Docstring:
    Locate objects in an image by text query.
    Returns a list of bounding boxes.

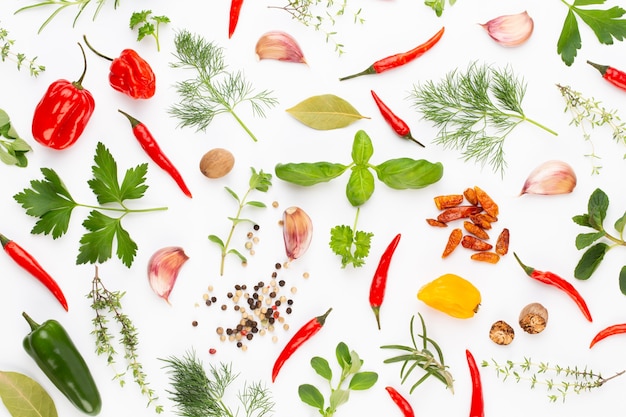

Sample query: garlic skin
[147,247,189,304]
[255,31,307,64]
[283,206,313,261]
[480,11,534,47]
[520,160,577,195]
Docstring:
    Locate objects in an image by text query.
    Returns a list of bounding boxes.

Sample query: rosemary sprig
[482,357,625,403]
[169,30,278,142]
[557,83,626,175]
[409,61,557,177]
[0,26,45,76]
[88,266,163,413]
[380,313,454,393]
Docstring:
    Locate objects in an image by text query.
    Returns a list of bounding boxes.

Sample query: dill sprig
[482,357,625,403]
[557,83,626,175]
[0,26,45,77]
[169,30,278,142]
[409,62,557,177]
[161,351,275,417]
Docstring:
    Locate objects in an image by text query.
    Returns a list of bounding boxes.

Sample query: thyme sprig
[88,266,163,413]
[409,62,557,177]
[0,26,45,76]
[482,357,625,403]
[169,30,278,142]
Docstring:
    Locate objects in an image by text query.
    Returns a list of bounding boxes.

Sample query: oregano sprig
[0,26,45,76]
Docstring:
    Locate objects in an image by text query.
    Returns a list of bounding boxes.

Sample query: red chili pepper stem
[369,233,401,330]
[82,35,114,62]
[74,43,88,89]
[466,349,485,417]
[587,60,609,76]
[512,252,534,276]
[118,109,141,129]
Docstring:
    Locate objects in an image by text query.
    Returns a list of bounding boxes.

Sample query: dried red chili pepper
[369,233,401,329]
[463,221,490,240]
[589,323,626,348]
[339,27,445,80]
[587,60,626,91]
[466,349,485,417]
[461,235,493,251]
[31,43,95,150]
[495,228,509,255]
[385,386,415,417]
[118,110,192,198]
[229,0,244,38]
[470,252,500,264]
[437,206,482,223]
[370,90,424,147]
[433,194,464,210]
[272,307,332,382]
[426,218,448,227]
[513,252,592,322]
[442,228,462,258]
[83,35,155,99]
[0,233,68,311]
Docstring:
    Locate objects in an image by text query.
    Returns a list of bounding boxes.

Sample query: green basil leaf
[311,357,332,381]
[336,342,351,368]
[346,166,374,206]
[587,188,608,229]
[351,130,373,165]
[574,242,609,280]
[374,158,443,189]
[619,265,626,296]
[572,213,592,228]
[329,388,350,409]
[286,94,369,130]
[0,370,58,417]
[298,384,325,410]
[575,231,605,249]
[348,371,378,390]
[615,211,626,234]
[275,162,348,186]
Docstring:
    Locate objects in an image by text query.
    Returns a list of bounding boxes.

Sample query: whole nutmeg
[489,320,515,345]
[519,302,548,334]
[200,148,235,179]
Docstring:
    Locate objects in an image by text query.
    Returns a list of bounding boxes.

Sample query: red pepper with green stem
[229,0,244,38]
[119,109,192,198]
[272,307,332,382]
[371,91,424,147]
[513,252,592,322]
[0,233,68,311]
[369,233,401,329]
[590,323,626,348]
[339,27,445,81]
[587,60,626,92]
[385,386,415,417]
[465,349,484,417]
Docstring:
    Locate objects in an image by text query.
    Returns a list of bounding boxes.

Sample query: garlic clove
[520,160,577,195]
[480,11,534,47]
[255,31,307,64]
[283,206,313,261]
[147,246,189,304]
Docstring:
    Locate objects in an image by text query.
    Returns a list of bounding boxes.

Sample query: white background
[2,0,626,416]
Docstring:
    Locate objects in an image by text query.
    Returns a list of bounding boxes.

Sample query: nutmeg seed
[489,320,515,345]
[200,148,235,179]
[519,302,548,334]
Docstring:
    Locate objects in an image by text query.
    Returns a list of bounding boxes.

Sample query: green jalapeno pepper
[22,312,102,415]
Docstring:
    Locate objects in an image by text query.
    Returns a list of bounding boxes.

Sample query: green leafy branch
[0,109,31,167]
[209,168,272,276]
[424,0,457,17]
[0,26,45,76]
[13,142,167,267]
[572,188,626,293]
[129,10,170,52]
[329,207,373,268]
[299,342,378,417]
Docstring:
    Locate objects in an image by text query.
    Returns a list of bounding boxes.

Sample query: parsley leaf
[329,224,373,268]
[78,211,138,268]
[130,10,170,51]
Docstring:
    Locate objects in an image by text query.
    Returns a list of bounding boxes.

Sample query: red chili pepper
[31,43,95,150]
[271,307,332,382]
[589,323,626,348]
[369,233,401,329]
[229,0,244,38]
[371,91,424,147]
[513,252,592,322]
[587,60,626,92]
[466,349,485,417]
[339,27,445,81]
[0,233,68,311]
[385,386,415,417]
[118,110,192,198]
[83,35,156,99]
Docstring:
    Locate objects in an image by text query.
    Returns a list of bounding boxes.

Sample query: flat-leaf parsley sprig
[409,61,558,177]
[169,30,278,142]
[13,141,167,267]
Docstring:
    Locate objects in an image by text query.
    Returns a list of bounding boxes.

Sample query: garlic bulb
[283,206,313,261]
[255,31,307,64]
[520,160,577,195]
[147,246,189,304]
[480,11,534,47]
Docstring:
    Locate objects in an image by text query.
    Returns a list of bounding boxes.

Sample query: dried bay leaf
[0,371,58,417]
[286,94,369,130]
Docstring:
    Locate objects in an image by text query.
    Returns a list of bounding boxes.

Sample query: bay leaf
[0,371,58,417]
[286,94,369,130]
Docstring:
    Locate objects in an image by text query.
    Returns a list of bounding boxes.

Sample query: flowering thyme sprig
[0,26,45,76]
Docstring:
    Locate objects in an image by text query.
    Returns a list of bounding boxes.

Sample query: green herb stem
[77,203,168,214]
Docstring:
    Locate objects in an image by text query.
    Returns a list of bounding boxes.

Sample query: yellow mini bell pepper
[417,273,481,318]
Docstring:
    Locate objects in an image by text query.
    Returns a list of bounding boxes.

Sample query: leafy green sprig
[424,0,457,17]
[169,30,278,142]
[298,342,378,417]
[209,168,272,276]
[572,188,626,293]
[13,142,167,267]
[130,10,170,52]
[0,27,45,76]
[0,109,31,167]
[329,207,372,268]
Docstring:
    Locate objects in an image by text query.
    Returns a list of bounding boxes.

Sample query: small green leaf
[249,167,273,192]
[245,201,266,208]
[353,230,373,260]
[286,94,369,130]
[575,231,605,249]
[348,350,363,373]
[78,211,137,267]
[615,211,626,233]
[311,357,333,381]
[572,213,592,228]
[348,371,378,390]
[119,163,149,201]
[336,342,351,368]
[588,188,609,229]
[0,370,58,417]
[298,384,324,410]
[224,186,240,202]
[227,248,247,262]
[351,130,373,165]
[88,142,122,205]
[346,166,375,206]
[329,388,350,409]
[619,265,626,296]
[556,9,581,66]
[129,10,151,28]
[375,158,443,189]
[275,162,348,186]
[574,242,609,280]
[208,234,225,248]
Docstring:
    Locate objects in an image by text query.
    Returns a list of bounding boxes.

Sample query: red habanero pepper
[83,35,156,99]
[229,0,244,38]
[118,110,192,198]
[339,27,445,81]
[0,233,68,311]
[589,323,626,348]
[466,349,485,417]
[32,43,95,150]
[385,386,415,417]
[513,252,592,322]
[371,91,424,147]
[272,307,332,382]
[369,233,401,329]
[587,60,626,92]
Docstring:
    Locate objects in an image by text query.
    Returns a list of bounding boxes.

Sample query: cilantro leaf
[329,224,373,268]
[77,210,138,267]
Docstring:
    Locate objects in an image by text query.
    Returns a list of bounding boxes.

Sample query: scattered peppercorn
[192,320,198,327]
[254,224,260,231]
